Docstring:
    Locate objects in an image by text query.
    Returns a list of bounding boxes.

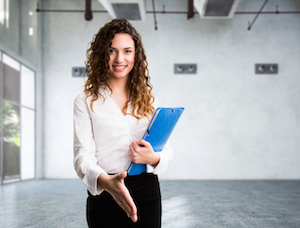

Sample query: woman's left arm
[128,139,174,174]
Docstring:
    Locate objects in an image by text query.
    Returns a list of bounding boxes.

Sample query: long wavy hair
[84,19,155,120]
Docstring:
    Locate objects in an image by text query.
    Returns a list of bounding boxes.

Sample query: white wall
[42,0,300,179]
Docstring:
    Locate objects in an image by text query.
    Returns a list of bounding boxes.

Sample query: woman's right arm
[73,94,137,222]
[73,94,107,195]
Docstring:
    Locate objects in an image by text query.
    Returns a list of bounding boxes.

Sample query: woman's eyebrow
[110,46,133,50]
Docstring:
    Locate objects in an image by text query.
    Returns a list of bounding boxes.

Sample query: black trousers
[86,173,162,228]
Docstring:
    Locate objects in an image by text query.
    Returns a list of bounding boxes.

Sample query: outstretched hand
[97,171,138,223]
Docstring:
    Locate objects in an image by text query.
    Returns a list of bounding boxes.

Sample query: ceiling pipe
[248,0,268,30]
[152,0,158,30]
[188,0,195,20]
[36,2,300,30]
[85,0,93,21]
[36,4,300,16]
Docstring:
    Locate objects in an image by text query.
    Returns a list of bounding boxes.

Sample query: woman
[73,19,173,227]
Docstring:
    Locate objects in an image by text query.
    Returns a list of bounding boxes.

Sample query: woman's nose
[115,53,124,63]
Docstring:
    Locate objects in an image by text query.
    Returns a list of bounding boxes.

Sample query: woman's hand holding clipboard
[127,107,185,176]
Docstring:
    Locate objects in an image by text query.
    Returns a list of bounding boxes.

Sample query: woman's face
[108,33,135,81]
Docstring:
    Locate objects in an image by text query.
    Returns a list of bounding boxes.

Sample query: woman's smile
[112,65,127,71]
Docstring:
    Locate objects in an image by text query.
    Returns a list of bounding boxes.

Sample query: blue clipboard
[127,107,185,176]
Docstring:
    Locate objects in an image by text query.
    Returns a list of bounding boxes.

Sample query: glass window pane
[21,65,35,109]
[20,108,35,180]
[0,51,36,184]
[0,99,2,183]
[0,0,5,25]
[3,54,20,103]
[2,101,20,182]
[3,54,19,71]
[0,52,2,183]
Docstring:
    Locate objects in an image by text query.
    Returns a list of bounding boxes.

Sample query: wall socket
[174,64,197,74]
[255,64,278,74]
[72,67,87,77]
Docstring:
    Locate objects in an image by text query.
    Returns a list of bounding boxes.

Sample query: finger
[119,201,134,220]
[131,142,140,152]
[106,172,138,221]
[116,199,127,213]
[121,171,127,179]
[135,139,150,148]
[121,184,137,213]
[129,144,135,154]
[118,191,137,218]
[128,148,134,160]
[113,188,135,217]
[116,171,127,181]
[131,214,138,223]
[114,186,138,222]
[134,139,144,145]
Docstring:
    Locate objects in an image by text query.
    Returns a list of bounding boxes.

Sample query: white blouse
[73,87,173,196]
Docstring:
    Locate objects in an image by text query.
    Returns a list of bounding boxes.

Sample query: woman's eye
[125,50,132,54]
[109,49,115,54]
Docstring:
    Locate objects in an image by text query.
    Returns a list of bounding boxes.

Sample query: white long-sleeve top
[73,87,173,196]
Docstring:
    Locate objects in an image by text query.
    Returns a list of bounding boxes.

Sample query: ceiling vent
[194,0,240,19]
[98,0,146,21]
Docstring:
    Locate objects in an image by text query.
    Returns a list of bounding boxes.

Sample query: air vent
[194,0,240,19]
[112,3,141,20]
[98,0,146,21]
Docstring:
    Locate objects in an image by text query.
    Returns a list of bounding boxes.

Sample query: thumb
[135,139,149,147]
[117,171,127,180]
[134,139,144,145]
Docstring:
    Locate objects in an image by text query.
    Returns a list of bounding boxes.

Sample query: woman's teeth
[114,66,126,69]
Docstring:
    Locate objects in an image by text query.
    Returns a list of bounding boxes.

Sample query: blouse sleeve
[146,140,174,174]
[73,93,107,196]
[146,97,174,174]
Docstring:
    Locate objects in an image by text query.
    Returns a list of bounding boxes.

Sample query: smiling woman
[73,19,173,228]
[83,19,155,120]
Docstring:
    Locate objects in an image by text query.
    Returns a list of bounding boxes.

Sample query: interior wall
[42,0,300,179]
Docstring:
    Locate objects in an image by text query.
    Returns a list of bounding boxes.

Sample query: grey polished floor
[0,179,299,228]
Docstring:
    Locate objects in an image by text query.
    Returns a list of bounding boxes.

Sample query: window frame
[0,49,36,184]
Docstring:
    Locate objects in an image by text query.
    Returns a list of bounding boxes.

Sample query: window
[0,0,9,28]
[0,50,36,184]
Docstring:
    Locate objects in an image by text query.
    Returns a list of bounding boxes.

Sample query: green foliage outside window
[1,100,20,147]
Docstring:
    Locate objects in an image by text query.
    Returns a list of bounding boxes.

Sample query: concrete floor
[0,179,299,228]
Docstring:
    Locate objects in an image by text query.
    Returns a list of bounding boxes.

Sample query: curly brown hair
[84,19,155,120]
